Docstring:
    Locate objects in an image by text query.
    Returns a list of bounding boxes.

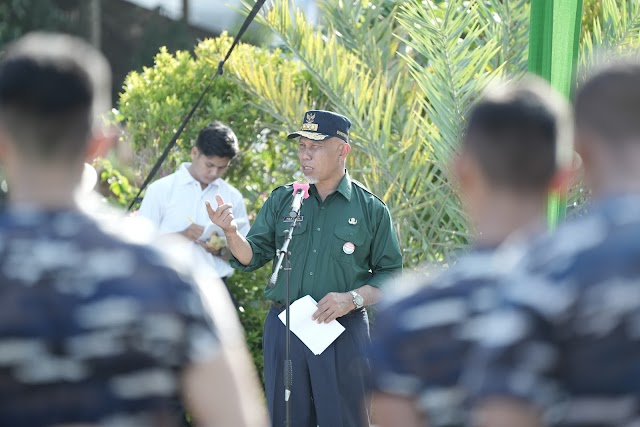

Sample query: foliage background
[116,35,320,377]
[115,0,640,387]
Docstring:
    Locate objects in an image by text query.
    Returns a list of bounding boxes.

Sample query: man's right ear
[340,142,351,158]
[548,167,574,195]
[85,125,118,161]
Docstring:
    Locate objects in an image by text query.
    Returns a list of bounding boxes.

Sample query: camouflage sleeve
[174,278,221,365]
[368,300,423,397]
[462,274,569,412]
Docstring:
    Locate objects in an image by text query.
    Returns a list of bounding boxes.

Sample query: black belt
[271,302,285,312]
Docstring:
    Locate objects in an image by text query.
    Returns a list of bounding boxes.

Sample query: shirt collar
[309,170,352,201]
[176,163,195,185]
[336,170,352,201]
[176,163,219,188]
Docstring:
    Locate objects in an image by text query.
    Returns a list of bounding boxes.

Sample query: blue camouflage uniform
[0,208,220,427]
[464,194,640,427]
[368,245,524,427]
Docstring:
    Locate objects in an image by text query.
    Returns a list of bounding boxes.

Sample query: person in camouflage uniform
[0,32,267,427]
[464,59,640,427]
[367,77,572,427]
[371,77,571,427]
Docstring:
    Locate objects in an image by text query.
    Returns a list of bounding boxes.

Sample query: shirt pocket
[331,223,369,265]
[275,217,308,246]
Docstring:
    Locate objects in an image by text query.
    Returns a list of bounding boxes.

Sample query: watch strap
[349,290,364,309]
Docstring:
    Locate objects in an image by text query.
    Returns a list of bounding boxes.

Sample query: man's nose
[300,148,312,160]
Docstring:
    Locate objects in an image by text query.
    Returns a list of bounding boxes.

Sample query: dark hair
[195,121,239,159]
[0,32,111,161]
[575,59,640,146]
[463,77,571,192]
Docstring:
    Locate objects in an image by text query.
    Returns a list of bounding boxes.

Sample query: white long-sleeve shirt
[137,163,250,278]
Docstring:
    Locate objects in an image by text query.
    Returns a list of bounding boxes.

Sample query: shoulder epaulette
[270,182,295,196]
[352,179,387,205]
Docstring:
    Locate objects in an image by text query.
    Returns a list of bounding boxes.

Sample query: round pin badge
[343,242,355,255]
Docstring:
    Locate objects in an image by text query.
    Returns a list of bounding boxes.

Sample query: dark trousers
[263,305,371,427]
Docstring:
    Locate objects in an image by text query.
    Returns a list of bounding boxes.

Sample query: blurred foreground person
[465,60,640,427]
[0,32,267,427]
[368,77,572,427]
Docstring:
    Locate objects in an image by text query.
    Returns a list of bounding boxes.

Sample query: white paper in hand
[198,222,223,242]
[278,295,345,355]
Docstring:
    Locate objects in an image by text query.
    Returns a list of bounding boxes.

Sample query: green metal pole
[528,0,583,229]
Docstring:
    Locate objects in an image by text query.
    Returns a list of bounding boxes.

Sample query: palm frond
[398,0,503,163]
[479,0,530,76]
[580,0,640,72]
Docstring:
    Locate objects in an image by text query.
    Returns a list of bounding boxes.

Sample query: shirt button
[316,227,321,231]
[321,207,325,210]
[309,272,314,276]
[313,249,317,253]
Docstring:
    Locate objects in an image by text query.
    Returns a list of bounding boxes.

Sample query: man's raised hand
[206,195,237,234]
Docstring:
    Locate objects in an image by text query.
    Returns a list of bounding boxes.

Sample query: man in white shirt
[138,121,250,293]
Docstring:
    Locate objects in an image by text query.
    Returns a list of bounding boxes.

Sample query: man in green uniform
[207,110,403,427]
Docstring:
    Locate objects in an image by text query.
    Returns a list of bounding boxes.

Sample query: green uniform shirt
[230,171,403,304]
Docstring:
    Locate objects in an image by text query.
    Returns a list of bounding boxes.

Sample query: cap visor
[287,131,330,141]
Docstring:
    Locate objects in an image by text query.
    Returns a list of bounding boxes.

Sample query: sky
[126,0,318,32]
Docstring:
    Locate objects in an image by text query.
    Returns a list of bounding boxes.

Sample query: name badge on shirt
[283,215,304,223]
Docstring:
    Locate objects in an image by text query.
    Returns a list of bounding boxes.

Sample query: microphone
[289,182,310,219]
[268,182,310,289]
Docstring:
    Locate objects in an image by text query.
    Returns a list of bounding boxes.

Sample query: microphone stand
[268,215,302,427]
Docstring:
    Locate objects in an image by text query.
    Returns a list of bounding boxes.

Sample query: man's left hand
[313,292,354,323]
[196,240,225,257]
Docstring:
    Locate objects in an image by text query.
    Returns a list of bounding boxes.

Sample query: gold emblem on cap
[305,113,316,123]
[348,217,357,225]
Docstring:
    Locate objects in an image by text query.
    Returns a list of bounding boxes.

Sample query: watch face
[354,294,364,306]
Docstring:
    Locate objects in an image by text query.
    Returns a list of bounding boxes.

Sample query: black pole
[284,249,292,427]
[270,216,302,427]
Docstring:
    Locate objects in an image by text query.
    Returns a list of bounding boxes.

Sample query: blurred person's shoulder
[378,247,518,331]
[520,195,640,277]
[490,197,640,323]
[0,204,209,324]
[89,203,238,335]
[86,200,218,283]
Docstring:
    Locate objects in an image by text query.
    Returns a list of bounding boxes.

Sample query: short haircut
[0,32,111,161]
[575,58,640,146]
[463,77,572,193]
[195,121,239,159]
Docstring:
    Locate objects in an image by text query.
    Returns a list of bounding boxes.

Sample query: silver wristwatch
[350,290,364,309]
